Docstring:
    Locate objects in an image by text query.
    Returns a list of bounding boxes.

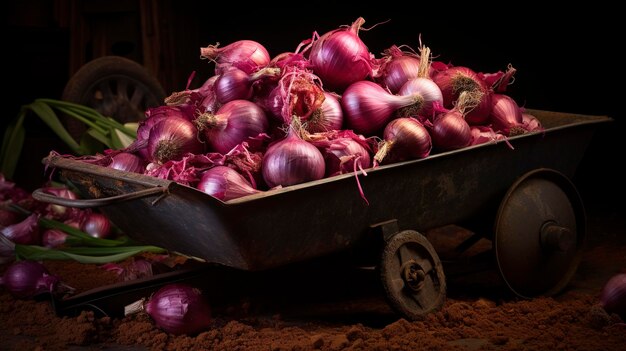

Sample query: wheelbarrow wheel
[494,168,586,298]
[379,230,446,320]
[62,56,166,141]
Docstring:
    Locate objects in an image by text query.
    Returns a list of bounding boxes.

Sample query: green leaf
[27,101,82,153]
[79,133,105,155]
[0,112,26,179]
[109,127,126,150]
[15,244,166,264]
[61,246,164,255]
[86,128,113,148]
[54,106,106,134]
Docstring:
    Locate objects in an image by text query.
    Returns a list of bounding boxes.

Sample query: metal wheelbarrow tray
[35,109,611,320]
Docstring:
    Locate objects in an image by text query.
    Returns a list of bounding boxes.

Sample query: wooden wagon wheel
[494,168,586,298]
[380,230,446,320]
[61,56,166,141]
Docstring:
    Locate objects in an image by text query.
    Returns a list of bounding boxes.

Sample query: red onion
[64,218,82,230]
[165,75,218,106]
[259,84,284,121]
[489,94,525,136]
[374,118,431,164]
[377,45,421,94]
[195,83,220,118]
[0,234,15,264]
[1,213,39,245]
[1,174,30,203]
[305,92,343,133]
[144,104,194,124]
[147,117,203,164]
[0,260,60,299]
[135,113,168,159]
[522,113,543,132]
[126,283,212,335]
[433,66,492,125]
[214,67,280,104]
[195,100,268,154]
[310,17,373,91]
[0,208,20,227]
[103,259,154,282]
[200,40,270,75]
[262,125,325,187]
[431,110,472,151]
[81,212,112,239]
[307,130,372,177]
[397,78,443,119]
[342,81,423,135]
[42,229,69,248]
[109,152,145,173]
[600,273,626,320]
[41,186,78,221]
[197,166,260,201]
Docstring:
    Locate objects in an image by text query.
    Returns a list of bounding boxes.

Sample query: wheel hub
[402,260,426,292]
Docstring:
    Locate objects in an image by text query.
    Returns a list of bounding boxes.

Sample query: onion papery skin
[469,126,507,146]
[1,260,59,299]
[324,138,371,177]
[144,283,212,335]
[197,166,260,201]
[200,40,270,75]
[195,100,268,154]
[397,78,444,120]
[522,113,543,132]
[433,66,492,125]
[375,118,431,164]
[305,92,343,133]
[147,117,203,164]
[310,17,373,92]
[109,152,145,173]
[262,130,325,188]
[489,94,524,136]
[431,110,472,151]
[342,81,419,135]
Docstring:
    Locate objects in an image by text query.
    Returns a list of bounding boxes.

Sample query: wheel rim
[83,75,161,123]
[380,230,446,320]
[61,56,166,141]
[494,169,586,298]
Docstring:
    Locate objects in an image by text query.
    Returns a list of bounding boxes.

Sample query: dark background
[3,1,623,211]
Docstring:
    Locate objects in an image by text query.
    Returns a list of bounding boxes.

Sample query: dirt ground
[1,205,625,351]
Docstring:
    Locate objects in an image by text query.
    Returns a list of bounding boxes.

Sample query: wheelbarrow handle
[32,186,168,209]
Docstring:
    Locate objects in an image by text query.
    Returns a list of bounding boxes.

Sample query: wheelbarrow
[33,109,611,320]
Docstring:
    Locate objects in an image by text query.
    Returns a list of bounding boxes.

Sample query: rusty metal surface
[42,110,611,271]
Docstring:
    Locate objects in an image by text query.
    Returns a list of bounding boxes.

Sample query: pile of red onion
[59,17,542,204]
